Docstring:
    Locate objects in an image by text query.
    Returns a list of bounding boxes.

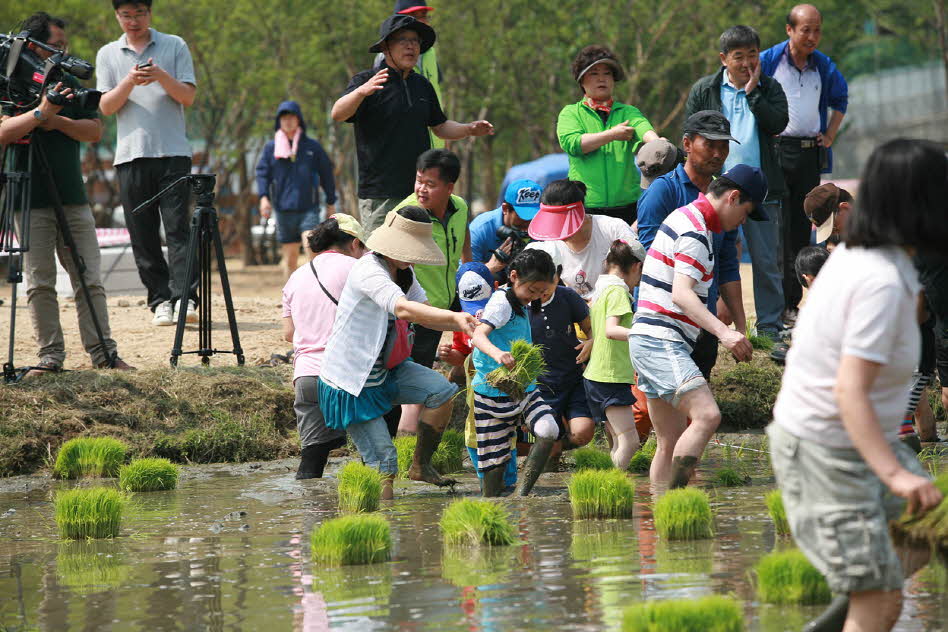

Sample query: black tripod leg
[209,210,245,365]
[171,209,202,367]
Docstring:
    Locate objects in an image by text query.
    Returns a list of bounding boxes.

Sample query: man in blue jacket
[256,101,336,279]
[760,4,847,328]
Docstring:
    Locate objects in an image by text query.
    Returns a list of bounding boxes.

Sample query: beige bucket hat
[366,208,446,265]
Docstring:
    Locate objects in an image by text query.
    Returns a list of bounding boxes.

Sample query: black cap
[683,110,740,143]
[369,14,436,54]
[719,164,769,220]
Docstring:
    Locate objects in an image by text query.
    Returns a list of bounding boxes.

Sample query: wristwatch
[33,109,47,123]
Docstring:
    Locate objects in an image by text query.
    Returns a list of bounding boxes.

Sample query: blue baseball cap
[719,164,768,220]
[503,179,543,221]
[456,262,495,315]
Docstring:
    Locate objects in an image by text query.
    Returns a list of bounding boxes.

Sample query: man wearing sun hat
[331,14,493,239]
[804,182,853,244]
[470,179,543,276]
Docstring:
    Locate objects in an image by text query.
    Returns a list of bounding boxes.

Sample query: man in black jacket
[686,25,789,341]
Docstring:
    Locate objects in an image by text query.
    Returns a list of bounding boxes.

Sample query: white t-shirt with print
[547,215,637,300]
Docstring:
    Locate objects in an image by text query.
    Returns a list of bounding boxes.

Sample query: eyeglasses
[117,11,149,22]
[391,36,421,47]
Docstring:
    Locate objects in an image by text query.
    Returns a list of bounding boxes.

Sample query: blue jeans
[348,417,399,475]
[629,334,706,406]
[742,200,784,334]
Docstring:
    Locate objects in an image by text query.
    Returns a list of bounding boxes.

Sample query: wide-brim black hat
[369,14,436,54]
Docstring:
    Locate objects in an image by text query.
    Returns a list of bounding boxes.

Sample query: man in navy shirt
[637,110,745,378]
[469,179,542,276]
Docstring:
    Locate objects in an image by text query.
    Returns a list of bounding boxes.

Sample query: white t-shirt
[773,245,921,448]
[544,215,637,300]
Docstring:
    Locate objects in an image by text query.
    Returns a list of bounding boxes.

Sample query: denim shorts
[628,334,706,406]
[768,423,930,594]
[275,207,320,243]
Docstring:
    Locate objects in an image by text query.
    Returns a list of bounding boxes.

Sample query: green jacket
[394,193,469,309]
[685,67,788,201]
[419,47,445,150]
[557,100,654,208]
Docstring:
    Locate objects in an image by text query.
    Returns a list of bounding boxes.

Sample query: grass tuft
[440,498,516,546]
[713,466,749,487]
[568,469,635,519]
[628,436,657,473]
[622,595,744,632]
[485,340,547,400]
[573,447,615,471]
[310,514,391,566]
[755,549,831,605]
[394,429,466,478]
[710,359,782,430]
[118,458,179,492]
[894,472,948,547]
[653,488,714,540]
[337,461,383,513]
[53,437,127,479]
[765,490,791,536]
[746,319,776,352]
[54,487,126,539]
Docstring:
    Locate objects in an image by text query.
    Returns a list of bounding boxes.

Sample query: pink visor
[528,202,586,240]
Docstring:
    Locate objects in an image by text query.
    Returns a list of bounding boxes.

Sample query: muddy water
[1,452,945,631]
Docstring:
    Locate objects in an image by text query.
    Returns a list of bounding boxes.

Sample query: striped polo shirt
[630,193,721,350]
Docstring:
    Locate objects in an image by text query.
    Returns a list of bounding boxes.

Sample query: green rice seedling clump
[118,458,179,492]
[337,461,383,513]
[310,514,391,566]
[895,472,948,546]
[765,490,791,536]
[573,447,615,471]
[622,594,744,632]
[54,487,126,540]
[746,319,775,352]
[432,429,465,474]
[653,488,714,540]
[394,435,417,478]
[53,437,127,479]
[713,466,749,487]
[485,340,546,400]
[755,549,831,605]
[568,469,635,519]
[628,436,656,473]
[440,498,516,546]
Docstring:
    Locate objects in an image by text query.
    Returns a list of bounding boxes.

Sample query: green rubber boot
[481,465,506,497]
[516,438,555,496]
[407,422,457,487]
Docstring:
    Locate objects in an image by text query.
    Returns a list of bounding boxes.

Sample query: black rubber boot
[295,437,346,479]
[803,595,849,632]
[408,422,457,487]
[516,438,555,496]
[901,434,923,454]
[669,455,700,489]
[481,466,506,497]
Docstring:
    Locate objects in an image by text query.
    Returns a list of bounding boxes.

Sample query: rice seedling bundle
[485,339,547,400]
[746,319,775,352]
[628,436,657,473]
[622,595,744,632]
[394,435,417,478]
[713,467,749,487]
[394,429,466,478]
[765,490,791,536]
[754,549,831,605]
[118,458,179,492]
[653,488,714,540]
[440,498,516,546]
[54,487,126,539]
[895,472,948,547]
[310,514,391,566]
[337,461,383,513]
[53,437,127,479]
[573,447,615,471]
[568,469,635,519]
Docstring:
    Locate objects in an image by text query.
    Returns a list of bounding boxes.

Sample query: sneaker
[174,299,198,324]
[152,301,174,326]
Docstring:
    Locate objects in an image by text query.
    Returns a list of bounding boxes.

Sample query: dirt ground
[0,261,761,372]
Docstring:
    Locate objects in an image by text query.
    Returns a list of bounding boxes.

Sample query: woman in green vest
[558,45,661,224]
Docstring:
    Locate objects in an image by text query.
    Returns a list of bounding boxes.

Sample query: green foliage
[628,436,657,473]
[653,488,714,540]
[573,447,615,471]
[746,319,776,352]
[56,541,128,595]
[310,514,392,566]
[755,549,832,605]
[485,340,547,400]
[766,490,791,536]
[713,467,749,487]
[394,429,466,479]
[53,437,127,479]
[118,458,179,492]
[54,487,126,540]
[895,473,948,547]
[711,359,782,430]
[917,446,946,478]
[440,498,516,546]
[337,462,383,513]
[568,469,635,519]
[621,595,744,632]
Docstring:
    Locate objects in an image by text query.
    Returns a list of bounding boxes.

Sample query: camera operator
[0,12,132,378]
[469,179,543,276]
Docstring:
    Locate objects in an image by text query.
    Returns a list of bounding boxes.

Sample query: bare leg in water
[646,384,721,489]
[604,406,640,470]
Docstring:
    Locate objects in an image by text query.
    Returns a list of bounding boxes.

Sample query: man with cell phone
[95,0,199,327]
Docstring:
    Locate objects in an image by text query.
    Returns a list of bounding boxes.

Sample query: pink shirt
[282,251,357,381]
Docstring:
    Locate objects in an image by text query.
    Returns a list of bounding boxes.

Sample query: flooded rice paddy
[1,447,945,631]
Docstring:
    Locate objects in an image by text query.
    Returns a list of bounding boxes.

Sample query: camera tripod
[132,174,244,367]
[0,131,117,383]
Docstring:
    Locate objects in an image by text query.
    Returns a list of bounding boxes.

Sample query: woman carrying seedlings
[769,139,946,632]
[471,248,561,497]
[318,207,477,500]
[583,239,646,469]
[283,214,367,479]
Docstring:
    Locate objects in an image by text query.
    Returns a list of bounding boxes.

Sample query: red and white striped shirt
[630,193,720,350]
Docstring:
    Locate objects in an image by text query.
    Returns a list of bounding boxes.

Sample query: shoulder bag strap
[309,261,338,305]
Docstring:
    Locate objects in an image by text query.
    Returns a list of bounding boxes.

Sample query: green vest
[418,47,445,149]
[394,193,468,309]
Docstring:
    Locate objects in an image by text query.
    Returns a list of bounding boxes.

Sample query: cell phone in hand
[137,62,152,69]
